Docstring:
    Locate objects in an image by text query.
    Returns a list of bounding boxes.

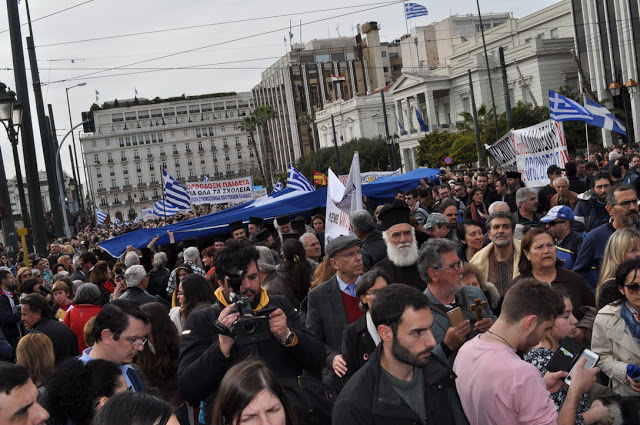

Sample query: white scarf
[366,311,382,346]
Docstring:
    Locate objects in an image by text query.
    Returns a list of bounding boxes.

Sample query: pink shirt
[453,335,558,425]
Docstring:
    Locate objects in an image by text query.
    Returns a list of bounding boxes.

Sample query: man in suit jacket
[419,238,496,365]
[0,269,21,356]
[306,235,364,390]
[69,252,97,283]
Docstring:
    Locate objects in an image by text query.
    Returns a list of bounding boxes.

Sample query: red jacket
[63,304,102,353]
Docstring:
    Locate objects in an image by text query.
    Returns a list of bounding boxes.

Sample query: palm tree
[252,105,278,191]
[238,115,266,185]
[457,104,495,133]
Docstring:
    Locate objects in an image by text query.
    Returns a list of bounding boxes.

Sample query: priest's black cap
[254,228,271,242]
[214,234,228,243]
[248,216,263,226]
[291,218,306,234]
[275,215,290,226]
[281,231,300,241]
[378,206,411,231]
[506,171,521,179]
[229,220,244,232]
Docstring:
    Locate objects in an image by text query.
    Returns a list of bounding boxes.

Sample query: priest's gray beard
[384,233,419,267]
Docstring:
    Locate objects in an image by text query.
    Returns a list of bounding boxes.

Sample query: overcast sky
[0,0,561,185]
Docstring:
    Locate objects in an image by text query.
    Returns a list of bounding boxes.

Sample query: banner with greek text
[141,208,157,221]
[486,120,568,187]
[186,177,254,205]
[325,169,356,246]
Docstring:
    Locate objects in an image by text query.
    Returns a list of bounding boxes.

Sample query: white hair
[183,246,200,262]
[382,227,419,267]
[488,201,509,215]
[124,251,140,268]
[124,265,147,288]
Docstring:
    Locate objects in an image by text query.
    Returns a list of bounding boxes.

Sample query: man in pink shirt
[453,279,599,425]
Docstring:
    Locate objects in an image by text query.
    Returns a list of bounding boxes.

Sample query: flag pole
[402,2,414,72]
[161,169,166,219]
[583,93,590,159]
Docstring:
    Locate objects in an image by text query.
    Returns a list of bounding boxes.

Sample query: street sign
[16,228,28,236]
[444,156,452,164]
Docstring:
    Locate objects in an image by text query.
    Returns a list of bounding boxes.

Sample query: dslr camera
[218,268,275,345]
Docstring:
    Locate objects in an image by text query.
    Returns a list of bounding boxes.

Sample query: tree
[251,105,278,191]
[238,115,266,184]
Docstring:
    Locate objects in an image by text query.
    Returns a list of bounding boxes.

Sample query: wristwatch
[280,328,294,345]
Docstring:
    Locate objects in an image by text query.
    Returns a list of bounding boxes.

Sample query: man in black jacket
[350,210,386,270]
[22,294,78,363]
[0,269,21,356]
[118,265,158,306]
[178,240,324,425]
[333,284,468,425]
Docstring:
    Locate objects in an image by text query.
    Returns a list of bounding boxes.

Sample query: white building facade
[390,0,578,170]
[79,93,257,220]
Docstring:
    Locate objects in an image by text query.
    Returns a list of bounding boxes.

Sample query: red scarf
[470,202,487,223]
[101,280,115,293]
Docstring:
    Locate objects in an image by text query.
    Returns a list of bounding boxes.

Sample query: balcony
[152,194,161,200]
[113,200,122,205]
[134,155,141,161]
[120,156,128,162]
[94,160,101,165]
[172,150,179,156]
[147,153,154,158]
[211,145,217,151]
[123,170,129,175]
[223,144,229,150]
[97,188,107,193]
[110,186,120,191]
[123,184,132,189]
[139,196,149,201]
[198,146,204,152]
[110,172,116,176]
[137,183,147,188]
[107,158,115,164]
[177,177,186,182]
[186,148,192,153]
[188,176,199,182]
[96,173,102,178]
[159,152,166,157]
[150,180,159,186]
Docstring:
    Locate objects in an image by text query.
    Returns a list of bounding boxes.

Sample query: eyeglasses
[338,249,362,260]
[547,220,566,226]
[124,337,148,349]
[613,199,639,209]
[622,283,640,293]
[365,289,382,296]
[437,261,462,272]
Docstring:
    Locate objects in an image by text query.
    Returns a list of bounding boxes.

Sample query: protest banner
[141,208,157,221]
[486,120,568,187]
[186,176,254,205]
[325,152,362,246]
[252,185,267,199]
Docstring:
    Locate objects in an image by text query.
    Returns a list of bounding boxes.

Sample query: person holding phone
[592,258,640,397]
[524,289,614,425]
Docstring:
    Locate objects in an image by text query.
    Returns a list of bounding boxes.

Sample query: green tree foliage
[295,137,400,180]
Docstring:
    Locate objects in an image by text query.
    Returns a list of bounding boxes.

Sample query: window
[138,176,143,184]
[189,169,195,177]
[111,113,124,122]
[226,164,231,173]
[249,150,255,158]
[154,189,159,197]
[383,67,389,72]
[221,126,226,133]
[225,151,230,161]
[136,111,148,119]
[96,168,102,176]
[162,161,167,168]
[233,125,238,131]
[237,150,242,159]
[200,156,205,164]
[550,28,559,38]
[160,147,165,155]
[149,163,155,171]
[183,130,189,137]
[228,112,234,118]
[201,103,212,112]
[188,157,193,166]
[163,107,174,116]
[123,165,128,174]
[107,153,113,162]
[114,194,119,202]
[185,143,191,152]
[145,135,151,144]
[175,160,180,168]
[150,109,162,118]
[111,180,116,188]
[121,151,126,160]
[198,142,203,151]
[381,51,387,57]
[92,141,97,148]
[105,140,111,147]
[189,105,200,114]
[209,127,214,136]
[94,154,99,163]
[136,165,142,173]
[176,106,187,115]
[235,137,240,146]
[124,177,130,186]
[119,138,125,148]
[196,129,202,138]
[138,135,144,144]
[176,171,182,179]
[125,137,131,146]
[151,134,157,144]
[170,132,175,139]
[98,181,103,189]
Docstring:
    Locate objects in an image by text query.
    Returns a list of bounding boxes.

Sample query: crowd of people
[1,147,640,425]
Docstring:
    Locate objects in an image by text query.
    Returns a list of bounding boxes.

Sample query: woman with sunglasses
[16,266,34,294]
[512,228,595,321]
[592,258,640,397]
[595,228,640,309]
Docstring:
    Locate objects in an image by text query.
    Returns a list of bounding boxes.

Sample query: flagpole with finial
[402,2,414,71]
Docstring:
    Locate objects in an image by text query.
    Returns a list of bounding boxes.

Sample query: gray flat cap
[326,235,361,258]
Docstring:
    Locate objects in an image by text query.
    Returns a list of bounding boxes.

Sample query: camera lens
[241,322,257,335]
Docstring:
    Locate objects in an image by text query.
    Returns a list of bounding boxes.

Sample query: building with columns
[570,0,640,146]
[252,22,402,173]
[79,92,257,221]
[390,0,577,170]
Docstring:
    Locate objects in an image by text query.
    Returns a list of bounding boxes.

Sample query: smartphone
[447,307,465,327]
[565,349,599,385]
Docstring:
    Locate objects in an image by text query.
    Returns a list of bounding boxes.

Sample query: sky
[0,0,561,187]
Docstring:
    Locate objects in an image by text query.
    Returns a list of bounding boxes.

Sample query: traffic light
[81,111,95,133]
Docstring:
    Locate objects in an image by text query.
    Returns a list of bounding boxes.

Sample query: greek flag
[95,89,100,103]
[96,208,107,226]
[162,169,191,209]
[272,179,283,193]
[153,199,179,217]
[287,165,314,192]
[203,175,209,182]
[404,2,428,19]
[115,218,121,227]
[584,98,627,136]
[549,90,593,122]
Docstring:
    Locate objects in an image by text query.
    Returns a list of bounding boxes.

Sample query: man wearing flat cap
[247,217,264,235]
[229,220,247,239]
[373,206,427,291]
[305,235,364,390]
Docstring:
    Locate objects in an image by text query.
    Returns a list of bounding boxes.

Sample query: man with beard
[573,184,640,292]
[573,171,611,233]
[505,171,524,193]
[228,220,247,239]
[0,269,22,356]
[247,216,263,235]
[373,206,426,291]
[332,284,468,425]
[418,239,495,365]
[179,239,324,425]
[453,279,599,424]
[306,236,365,390]
[469,212,522,297]
[513,187,544,228]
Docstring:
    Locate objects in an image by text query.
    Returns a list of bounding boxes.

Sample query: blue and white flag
[272,179,283,193]
[115,218,121,227]
[134,87,138,96]
[162,169,191,209]
[394,112,406,133]
[585,97,627,136]
[153,199,179,217]
[549,90,593,122]
[404,2,428,19]
[203,174,209,182]
[96,208,107,226]
[287,165,314,192]
[134,217,140,223]
[95,89,100,103]
[415,107,429,132]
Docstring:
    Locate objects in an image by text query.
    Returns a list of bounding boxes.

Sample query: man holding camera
[178,239,324,425]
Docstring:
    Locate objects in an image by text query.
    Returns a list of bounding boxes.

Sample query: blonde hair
[596,228,640,306]
[16,333,55,386]
[84,316,97,347]
[310,258,335,289]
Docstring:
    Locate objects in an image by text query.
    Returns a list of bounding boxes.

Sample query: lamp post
[65,82,86,224]
[0,82,33,252]
[67,178,77,233]
[608,75,637,144]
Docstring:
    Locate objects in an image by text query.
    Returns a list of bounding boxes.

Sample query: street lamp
[608,73,637,144]
[0,82,33,251]
[65,82,86,225]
